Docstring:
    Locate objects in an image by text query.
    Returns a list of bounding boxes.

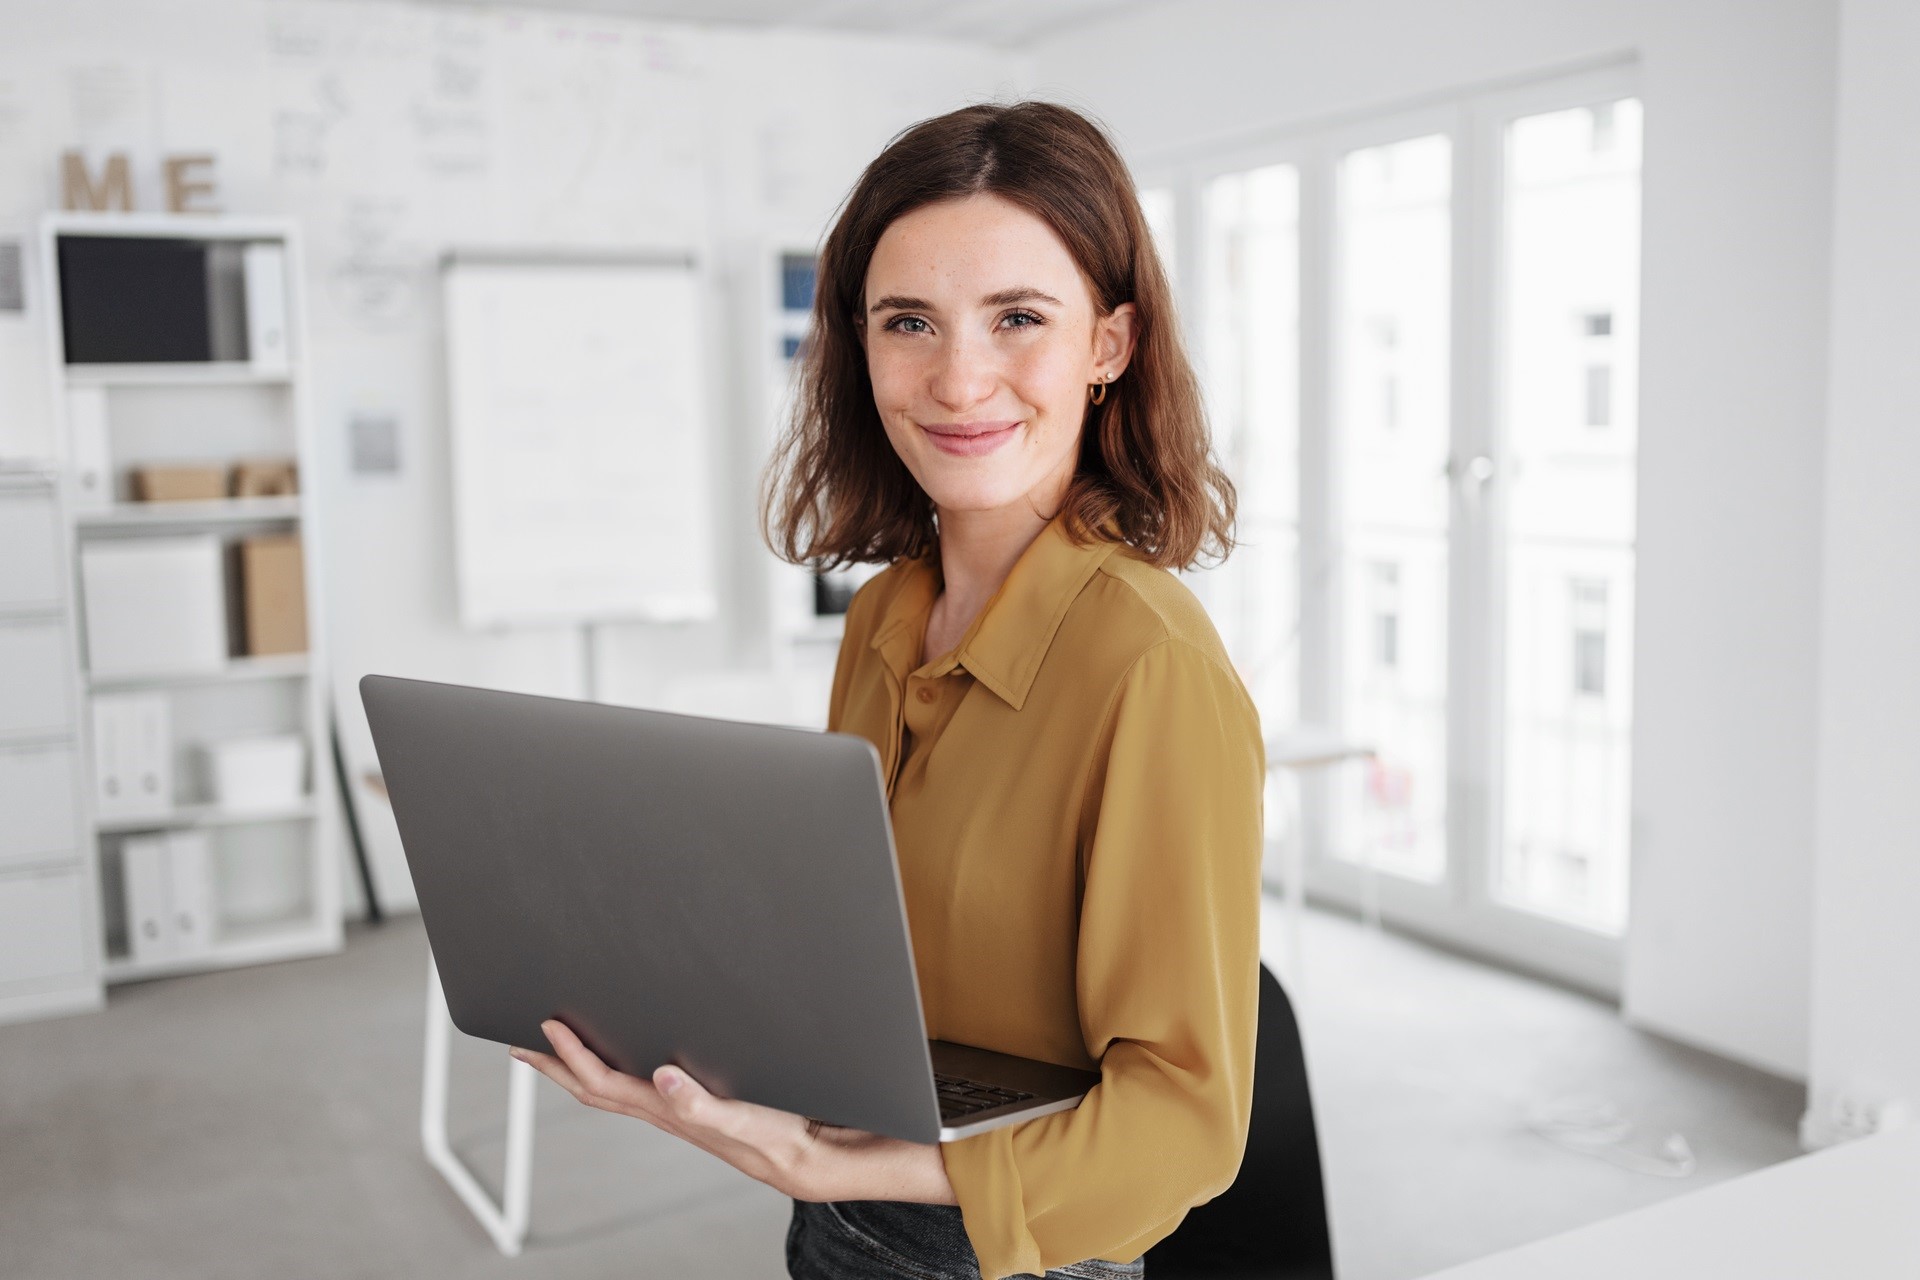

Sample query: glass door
[1328,130,1454,888]
[1197,162,1303,733]
[1174,63,1643,994]
[1325,72,1643,994]
[1489,93,1642,936]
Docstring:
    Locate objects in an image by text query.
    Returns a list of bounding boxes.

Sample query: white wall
[1029,0,1838,1079]
[1807,0,1920,1130]
[0,0,1026,913]
[8,0,1877,1092]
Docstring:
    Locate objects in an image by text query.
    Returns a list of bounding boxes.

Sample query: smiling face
[859,193,1136,521]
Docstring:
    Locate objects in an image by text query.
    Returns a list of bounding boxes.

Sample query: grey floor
[0,901,1806,1280]
[1276,900,1806,1279]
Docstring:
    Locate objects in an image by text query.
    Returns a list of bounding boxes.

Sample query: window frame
[1138,56,1642,998]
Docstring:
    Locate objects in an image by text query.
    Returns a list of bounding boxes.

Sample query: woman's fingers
[651,1064,821,1186]
[505,1021,903,1202]
[510,1045,588,1102]
[518,1020,813,1186]
[540,1020,622,1095]
[652,1066,756,1143]
[532,1021,681,1124]
[653,1065,697,1114]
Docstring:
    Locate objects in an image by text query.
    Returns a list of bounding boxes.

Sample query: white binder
[63,386,113,512]
[243,242,290,374]
[165,830,213,959]
[121,833,174,964]
[90,693,172,820]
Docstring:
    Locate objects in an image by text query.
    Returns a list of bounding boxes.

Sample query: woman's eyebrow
[868,287,1064,314]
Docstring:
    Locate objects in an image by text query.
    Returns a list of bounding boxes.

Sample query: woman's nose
[928,335,998,410]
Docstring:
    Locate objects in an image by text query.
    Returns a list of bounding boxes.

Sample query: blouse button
[915,685,936,704]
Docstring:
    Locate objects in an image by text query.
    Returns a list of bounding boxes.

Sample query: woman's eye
[881,311,1043,335]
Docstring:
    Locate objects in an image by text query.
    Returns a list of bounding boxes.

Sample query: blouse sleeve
[939,638,1267,1279]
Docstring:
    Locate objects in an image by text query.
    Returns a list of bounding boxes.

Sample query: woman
[511,100,1266,1280]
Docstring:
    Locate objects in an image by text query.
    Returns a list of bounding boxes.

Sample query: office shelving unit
[0,464,103,1026]
[75,494,305,528]
[745,239,883,658]
[37,210,342,989]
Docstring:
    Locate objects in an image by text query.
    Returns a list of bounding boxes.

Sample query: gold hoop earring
[1089,373,1109,405]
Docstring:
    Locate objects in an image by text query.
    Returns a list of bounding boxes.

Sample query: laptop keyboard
[934,1072,1036,1121]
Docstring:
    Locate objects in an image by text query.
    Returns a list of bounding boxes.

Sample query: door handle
[1446,453,1496,514]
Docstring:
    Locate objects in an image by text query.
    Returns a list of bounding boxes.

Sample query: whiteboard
[442,254,716,628]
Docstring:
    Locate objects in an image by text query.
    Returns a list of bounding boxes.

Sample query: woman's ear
[1096,301,1139,378]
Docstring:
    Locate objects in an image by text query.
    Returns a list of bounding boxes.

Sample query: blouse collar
[867,511,1123,712]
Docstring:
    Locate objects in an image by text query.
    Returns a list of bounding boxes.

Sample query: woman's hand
[509,1019,958,1205]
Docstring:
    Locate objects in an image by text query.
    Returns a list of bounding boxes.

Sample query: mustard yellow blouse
[827,511,1267,1280]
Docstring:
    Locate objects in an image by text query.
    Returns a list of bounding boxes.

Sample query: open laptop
[359,673,1099,1144]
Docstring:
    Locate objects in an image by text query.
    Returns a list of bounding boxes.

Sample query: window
[1332,131,1452,884]
[1584,363,1612,428]
[1571,578,1608,697]
[1498,94,1641,933]
[1190,164,1302,737]
[1137,186,1178,288]
[1372,562,1402,670]
[1172,67,1641,987]
[1589,102,1616,153]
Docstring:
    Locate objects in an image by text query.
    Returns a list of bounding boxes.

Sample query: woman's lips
[921,421,1020,457]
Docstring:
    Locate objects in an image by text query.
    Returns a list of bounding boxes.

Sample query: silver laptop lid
[360,673,947,1143]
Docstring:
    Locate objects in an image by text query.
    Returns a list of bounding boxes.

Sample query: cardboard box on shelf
[132,464,227,503]
[232,459,297,497]
[237,534,307,655]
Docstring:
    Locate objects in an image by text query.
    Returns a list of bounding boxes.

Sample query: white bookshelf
[65,363,293,388]
[89,653,312,693]
[103,916,338,985]
[0,466,104,1026]
[75,495,303,528]
[742,238,883,662]
[36,210,343,993]
[95,799,319,836]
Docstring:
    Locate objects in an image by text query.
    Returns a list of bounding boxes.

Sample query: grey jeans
[786,1198,1145,1280]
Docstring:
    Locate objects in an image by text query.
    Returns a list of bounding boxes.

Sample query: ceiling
[387,0,1168,49]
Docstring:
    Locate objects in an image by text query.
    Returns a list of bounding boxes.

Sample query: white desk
[1419,1124,1920,1279]
[1264,725,1374,990]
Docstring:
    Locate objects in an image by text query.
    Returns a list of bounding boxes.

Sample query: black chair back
[1144,962,1335,1278]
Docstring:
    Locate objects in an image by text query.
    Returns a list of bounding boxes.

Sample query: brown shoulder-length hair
[759,99,1236,572]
